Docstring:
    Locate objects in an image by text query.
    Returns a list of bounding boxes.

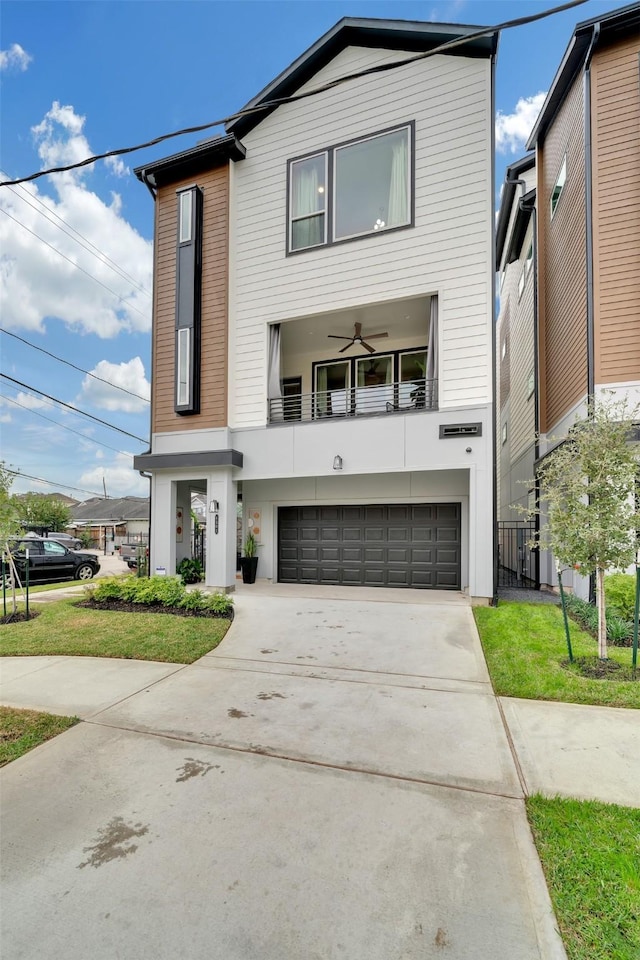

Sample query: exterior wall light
[333,455,343,471]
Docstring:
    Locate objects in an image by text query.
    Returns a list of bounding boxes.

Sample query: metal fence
[268,379,438,423]
[192,528,206,570]
[497,520,538,588]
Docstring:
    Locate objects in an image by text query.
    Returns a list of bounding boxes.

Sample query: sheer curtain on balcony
[267,324,283,421]
[426,295,438,408]
[387,134,409,226]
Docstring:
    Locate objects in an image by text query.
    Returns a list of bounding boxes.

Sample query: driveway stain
[228,708,251,718]
[296,655,317,660]
[78,816,149,869]
[256,692,287,701]
[435,927,449,948]
[260,649,277,654]
[176,758,219,782]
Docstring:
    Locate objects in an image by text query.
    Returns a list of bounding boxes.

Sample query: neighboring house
[134,17,498,598]
[69,497,150,549]
[496,3,640,596]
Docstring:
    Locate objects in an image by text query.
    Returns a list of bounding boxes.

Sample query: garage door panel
[278,503,460,590]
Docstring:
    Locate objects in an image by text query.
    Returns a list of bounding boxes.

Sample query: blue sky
[0,0,623,500]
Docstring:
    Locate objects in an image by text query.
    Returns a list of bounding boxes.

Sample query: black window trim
[286,120,415,256]
[174,183,203,415]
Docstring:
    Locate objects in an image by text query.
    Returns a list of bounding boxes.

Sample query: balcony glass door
[355,355,393,413]
[399,350,427,407]
[315,361,350,417]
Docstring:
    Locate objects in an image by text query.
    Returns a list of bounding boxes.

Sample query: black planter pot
[240,557,258,584]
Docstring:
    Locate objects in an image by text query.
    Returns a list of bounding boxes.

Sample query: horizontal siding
[152,167,229,435]
[231,46,492,426]
[538,76,587,433]
[592,33,640,384]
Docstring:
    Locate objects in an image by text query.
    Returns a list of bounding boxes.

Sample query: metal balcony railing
[268,379,438,424]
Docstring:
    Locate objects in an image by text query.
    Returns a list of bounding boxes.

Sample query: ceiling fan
[327,322,389,354]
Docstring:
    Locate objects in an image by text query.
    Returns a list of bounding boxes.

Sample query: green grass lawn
[0,598,230,663]
[527,795,640,960]
[474,602,639,709]
[0,706,79,767]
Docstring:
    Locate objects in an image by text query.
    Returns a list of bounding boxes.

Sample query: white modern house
[134,17,498,599]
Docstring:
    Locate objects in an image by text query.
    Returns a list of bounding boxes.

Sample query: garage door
[278,504,461,589]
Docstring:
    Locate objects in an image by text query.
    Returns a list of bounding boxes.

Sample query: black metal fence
[192,528,206,570]
[497,520,539,588]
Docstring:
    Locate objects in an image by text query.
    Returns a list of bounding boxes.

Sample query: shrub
[563,592,633,646]
[177,558,204,585]
[207,592,234,616]
[179,589,207,611]
[92,577,127,601]
[605,573,637,621]
[130,576,185,606]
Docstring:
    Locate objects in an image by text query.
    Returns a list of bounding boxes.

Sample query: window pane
[334,128,409,240]
[315,361,349,416]
[356,355,392,387]
[291,214,325,251]
[400,352,426,382]
[291,155,326,218]
[179,191,192,243]
[177,327,190,406]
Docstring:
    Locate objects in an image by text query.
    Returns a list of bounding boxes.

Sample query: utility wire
[0,392,134,458]
[0,0,587,189]
[0,328,150,404]
[0,207,150,324]
[6,184,151,298]
[5,468,108,499]
[0,374,148,443]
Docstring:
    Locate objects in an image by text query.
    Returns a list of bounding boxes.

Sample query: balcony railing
[268,379,438,424]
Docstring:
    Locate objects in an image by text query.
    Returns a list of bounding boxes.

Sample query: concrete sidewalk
[0,587,626,958]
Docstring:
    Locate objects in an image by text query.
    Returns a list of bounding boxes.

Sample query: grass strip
[0,598,230,663]
[474,602,639,708]
[0,706,78,767]
[527,795,640,960]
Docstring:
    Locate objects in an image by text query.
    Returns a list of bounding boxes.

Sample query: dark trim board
[278,502,461,589]
[133,449,243,471]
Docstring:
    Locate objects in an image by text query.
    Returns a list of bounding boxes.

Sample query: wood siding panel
[592,33,640,384]
[152,167,229,434]
[538,77,587,433]
[230,46,492,426]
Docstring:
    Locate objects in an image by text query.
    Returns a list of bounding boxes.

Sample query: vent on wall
[439,422,482,439]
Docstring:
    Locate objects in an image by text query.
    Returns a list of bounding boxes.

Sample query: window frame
[286,121,415,255]
[550,155,566,219]
[176,326,191,408]
[288,152,328,252]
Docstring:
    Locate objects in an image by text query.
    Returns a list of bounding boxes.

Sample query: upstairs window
[288,123,413,253]
[550,156,566,219]
[174,185,203,414]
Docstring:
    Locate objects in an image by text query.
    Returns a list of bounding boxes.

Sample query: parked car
[119,542,148,570]
[4,537,100,584]
[47,532,83,550]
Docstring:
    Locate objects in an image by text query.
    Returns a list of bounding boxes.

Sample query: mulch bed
[76,598,233,620]
[564,656,639,681]
[0,610,41,626]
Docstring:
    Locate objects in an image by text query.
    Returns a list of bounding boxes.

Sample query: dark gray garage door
[278,504,461,589]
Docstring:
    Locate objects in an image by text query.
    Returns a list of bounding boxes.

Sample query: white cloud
[0,413,12,423]
[9,391,55,411]
[0,102,152,338]
[105,155,130,178]
[80,452,148,498]
[0,43,32,72]
[496,92,546,154]
[79,357,150,413]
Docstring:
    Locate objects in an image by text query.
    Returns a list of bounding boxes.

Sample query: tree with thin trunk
[0,462,24,616]
[535,397,640,660]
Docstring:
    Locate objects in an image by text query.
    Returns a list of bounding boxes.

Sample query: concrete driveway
[1,590,565,960]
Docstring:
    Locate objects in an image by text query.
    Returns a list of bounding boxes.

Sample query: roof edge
[495,154,535,265]
[134,134,246,189]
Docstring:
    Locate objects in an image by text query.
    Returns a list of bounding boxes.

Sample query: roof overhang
[134,135,246,190]
[133,449,244,471]
[526,2,640,150]
[505,187,536,264]
[495,154,535,265]
[227,17,498,139]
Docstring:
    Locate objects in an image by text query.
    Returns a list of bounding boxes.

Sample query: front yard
[474,602,639,709]
[0,598,230,664]
[0,706,78,767]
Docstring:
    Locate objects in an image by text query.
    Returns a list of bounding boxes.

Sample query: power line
[0,328,150,403]
[6,468,108,499]
[0,374,148,443]
[6,184,151,298]
[0,0,587,189]
[0,207,151,324]
[0,392,134,458]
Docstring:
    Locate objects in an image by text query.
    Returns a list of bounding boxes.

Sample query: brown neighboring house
[496,2,640,596]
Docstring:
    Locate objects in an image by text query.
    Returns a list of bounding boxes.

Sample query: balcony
[268,378,438,424]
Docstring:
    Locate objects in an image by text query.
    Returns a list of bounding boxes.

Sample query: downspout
[491,47,499,605]
[584,23,600,604]
[584,23,600,402]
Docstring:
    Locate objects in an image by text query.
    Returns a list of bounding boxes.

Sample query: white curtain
[426,296,438,408]
[387,137,408,226]
[316,365,328,417]
[293,164,323,248]
[267,324,283,420]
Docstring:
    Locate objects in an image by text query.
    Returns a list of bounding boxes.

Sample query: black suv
[5,538,100,584]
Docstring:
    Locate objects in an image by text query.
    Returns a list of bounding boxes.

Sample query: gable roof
[226,17,498,139]
[526,2,640,149]
[133,135,245,190]
[71,497,150,524]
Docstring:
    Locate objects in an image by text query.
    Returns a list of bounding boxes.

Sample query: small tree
[535,397,640,660]
[0,463,24,616]
[16,493,72,532]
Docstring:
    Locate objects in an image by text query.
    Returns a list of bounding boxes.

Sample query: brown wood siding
[152,167,229,434]
[538,77,587,433]
[592,32,640,384]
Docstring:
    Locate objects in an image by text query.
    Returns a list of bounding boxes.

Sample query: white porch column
[150,474,177,577]
[205,470,237,592]
[175,480,192,568]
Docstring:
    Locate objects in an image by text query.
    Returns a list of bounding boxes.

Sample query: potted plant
[240,531,258,584]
